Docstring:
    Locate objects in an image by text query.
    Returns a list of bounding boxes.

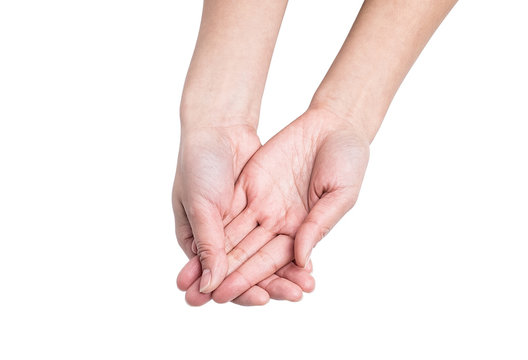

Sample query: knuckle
[229,247,249,268]
[233,269,253,289]
[224,232,237,252]
[196,243,222,261]
[258,249,281,273]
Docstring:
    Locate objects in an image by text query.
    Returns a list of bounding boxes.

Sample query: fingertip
[212,274,248,304]
[265,278,303,302]
[294,230,314,269]
[303,250,312,270]
[198,253,228,293]
[249,289,270,306]
[257,292,271,305]
[290,287,303,302]
[176,274,186,291]
[199,269,212,293]
[185,279,212,306]
[177,267,194,291]
[294,247,309,269]
[211,291,230,304]
[232,287,270,306]
[302,276,316,293]
[306,259,314,273]
[185,292,212,307]
[176,256,201,291]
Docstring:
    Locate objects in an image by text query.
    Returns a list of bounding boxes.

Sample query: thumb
[294,190,357,268]
[186,203,228,293]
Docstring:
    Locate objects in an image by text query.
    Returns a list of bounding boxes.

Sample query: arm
[198,0,459,303]
[181,0,288,131]
[174,0,288,294]
[177,0,458,303]
[311,0,458,142]
[295,0,459,265]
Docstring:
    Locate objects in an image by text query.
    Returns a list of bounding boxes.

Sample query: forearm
[311,0,457,142]
[181,0,288,131]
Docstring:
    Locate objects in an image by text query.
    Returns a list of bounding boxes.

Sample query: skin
[173,124,316,305]
[173,0,314,305]
[182,108,369,303]
[176,0,458,305]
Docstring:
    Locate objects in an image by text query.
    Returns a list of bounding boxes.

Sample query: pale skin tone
[174,0,458,305]
[174,0,312,305]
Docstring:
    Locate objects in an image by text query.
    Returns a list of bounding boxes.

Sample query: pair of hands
[173,108,369,306]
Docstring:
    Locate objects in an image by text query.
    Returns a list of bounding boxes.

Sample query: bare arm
[174,0,291,295]
[311,0,458,142]
[293,0,459,265]
[181,0,288,130]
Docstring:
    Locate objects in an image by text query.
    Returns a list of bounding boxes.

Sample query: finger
[176,243,308,293]
[176,255,201,291]
[226,226,274,274]
[184,278,212,307]
[258,274,303,302]
[295,191,355,268]
[191,241,197,254]
[212,235,294,304]
[183,268,309,305]
[173,201,194,258]
[231,286,270,306]
[276,261,315,293]
[181,210,262,292]
[186,204,228,293]
[224,207,259,252]
[306,259,314,273]
[179,226,268,290]
[185,277,269,307]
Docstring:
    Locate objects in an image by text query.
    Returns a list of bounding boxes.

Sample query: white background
[1,1,527,359]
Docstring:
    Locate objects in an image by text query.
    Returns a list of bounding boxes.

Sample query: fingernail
[199,269,212,293]
[191,241,197,254]
[304,250,312,269]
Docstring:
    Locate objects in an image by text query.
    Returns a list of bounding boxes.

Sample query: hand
[197,108,370,303]
[178,252,315,306]
[175,0,456,306]
[173,123,314,305]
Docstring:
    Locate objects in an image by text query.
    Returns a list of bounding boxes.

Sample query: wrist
[309,87,390,144]
[180,104,259,134]
[307,97,377,144]
[180,64,264,132]
[178,117,261,175]
[179,113,259,152]
[297,106,370,150]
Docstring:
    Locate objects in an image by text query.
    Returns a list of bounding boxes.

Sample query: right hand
[173,124,314,305]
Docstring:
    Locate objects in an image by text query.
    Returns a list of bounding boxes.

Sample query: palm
[211,109,370,303]
[239,119,322,237]
[173,126,260,257]
[174,125,315,305]
[237,110,368,238]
